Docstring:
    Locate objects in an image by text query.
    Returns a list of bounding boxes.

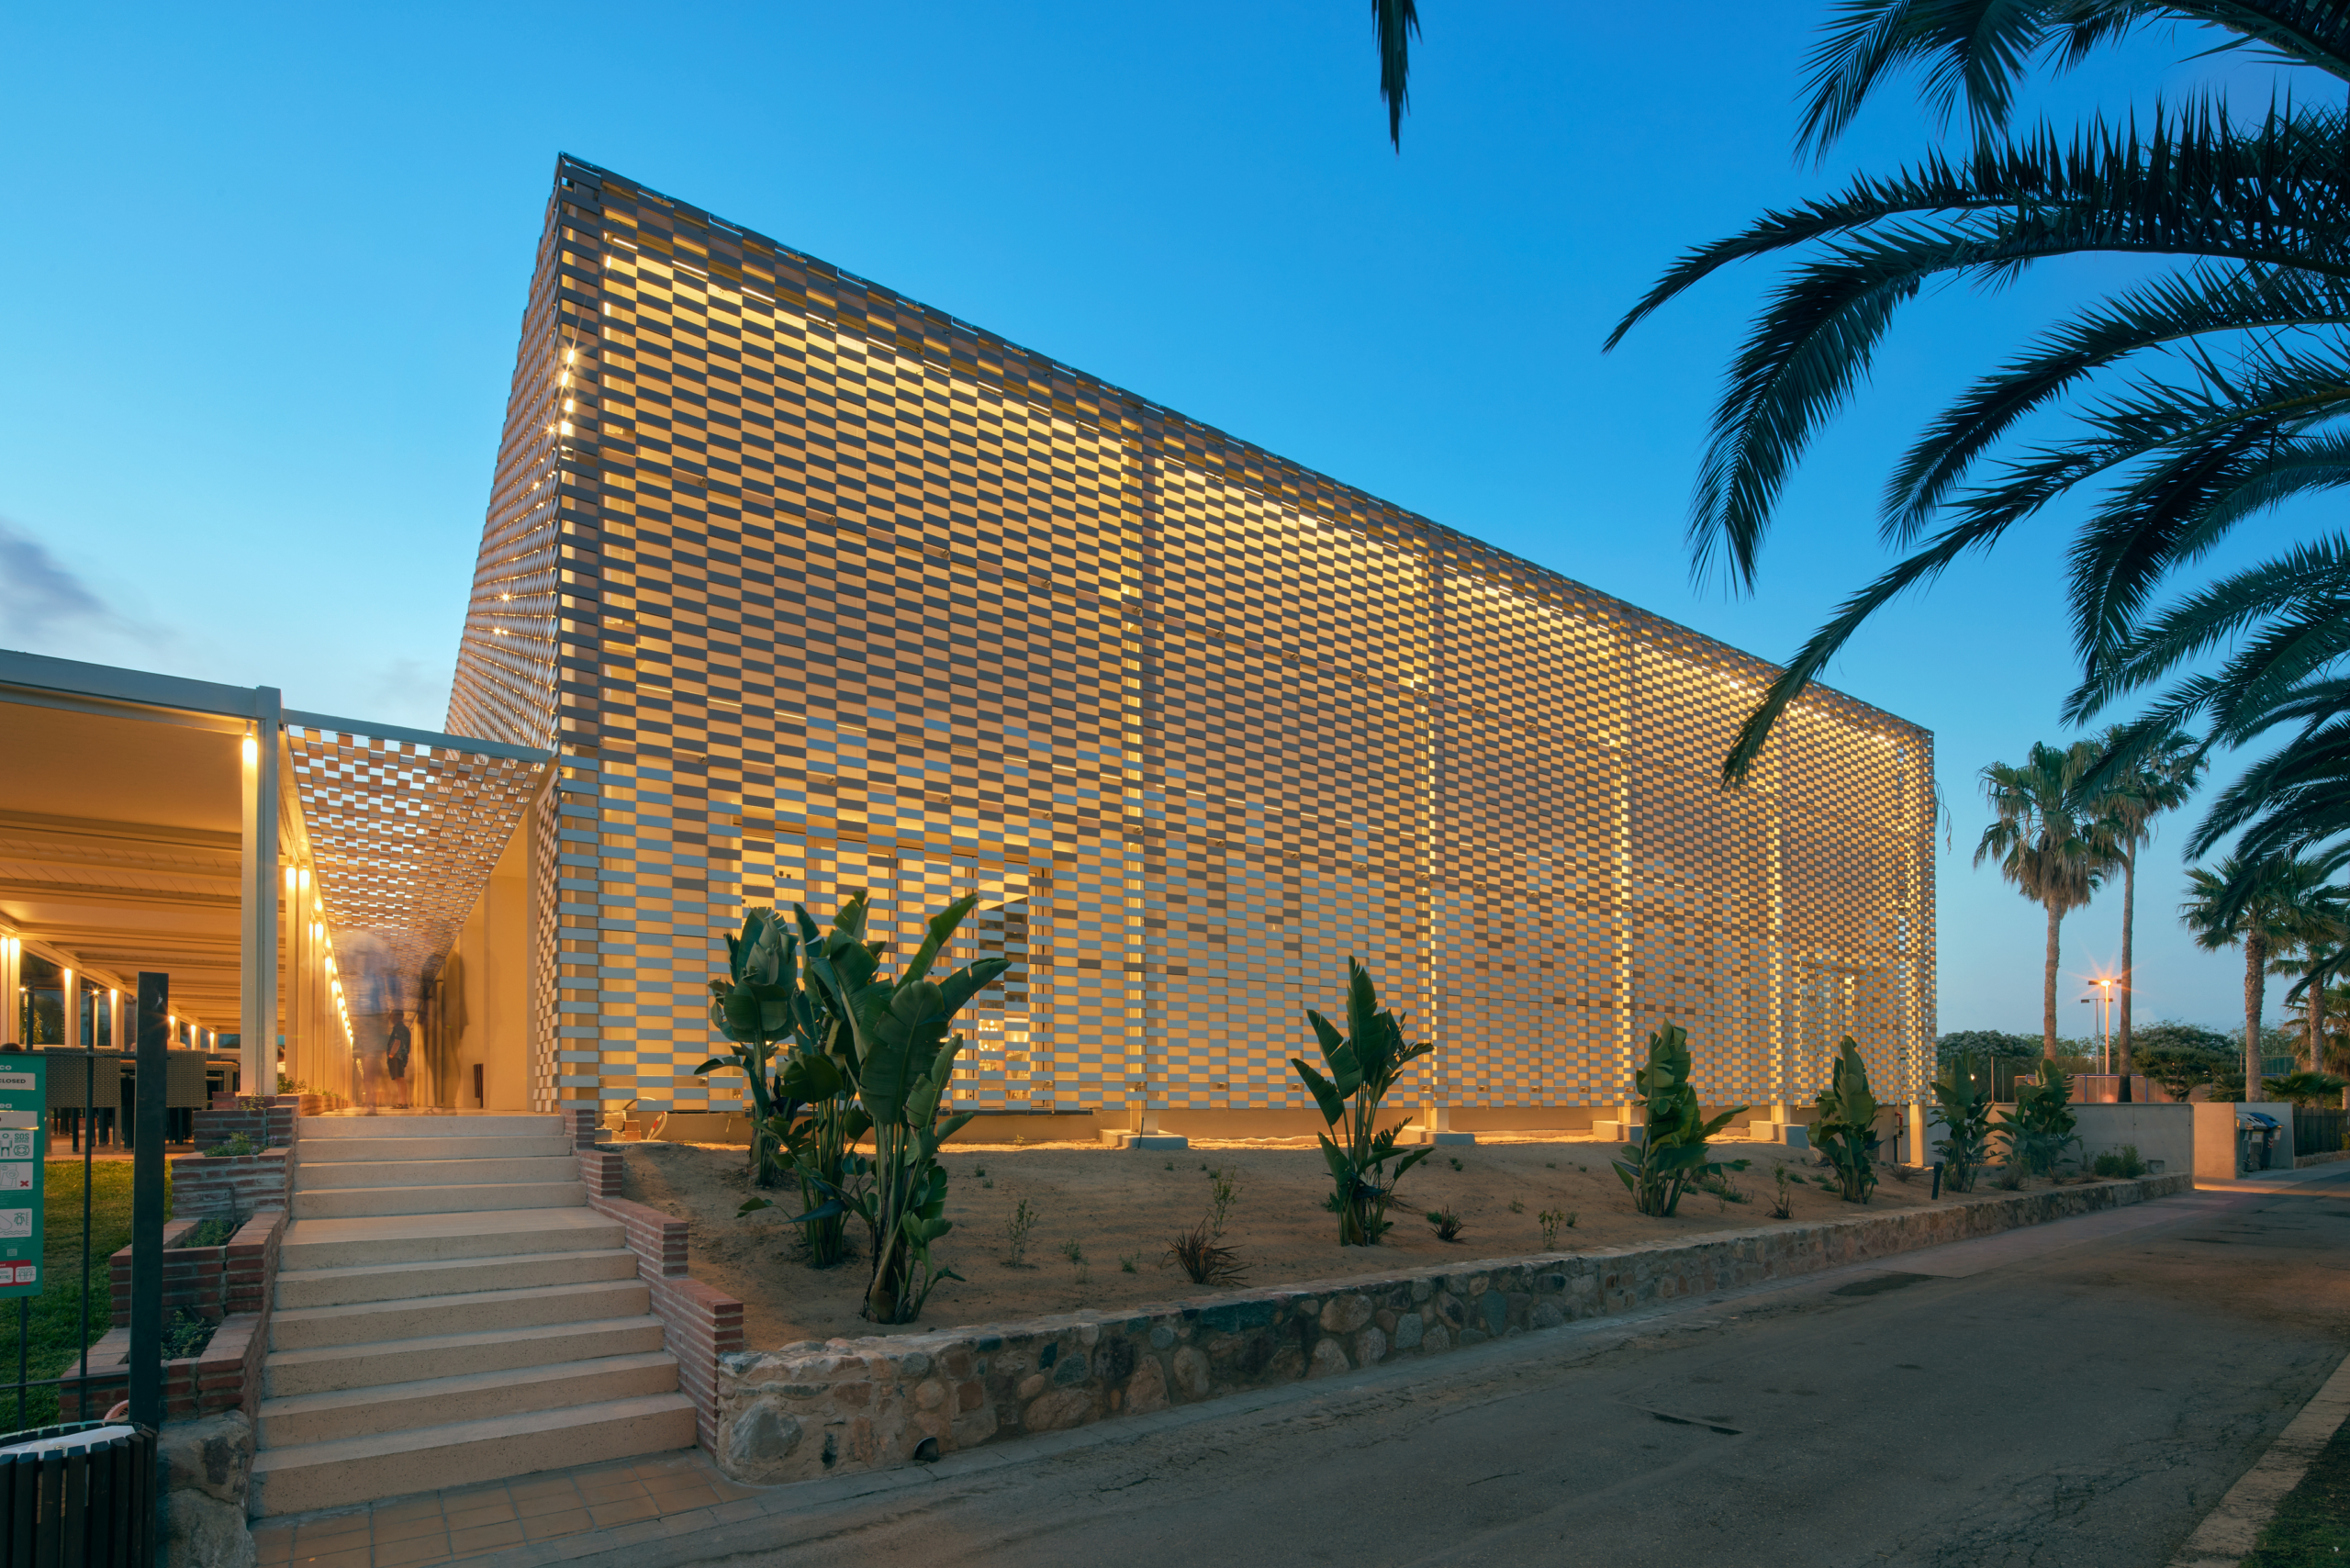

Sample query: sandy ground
[616,1137,2043,1350]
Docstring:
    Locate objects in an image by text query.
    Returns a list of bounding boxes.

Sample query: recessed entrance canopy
[0,649,551,1097]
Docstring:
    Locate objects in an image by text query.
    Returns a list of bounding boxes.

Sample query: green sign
[0,1056,42,1299]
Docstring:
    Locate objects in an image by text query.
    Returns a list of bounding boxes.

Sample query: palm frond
[1372,0,1419,150]
[1615,103,2350,591]
[2066,532,2350,720]
[1887,266,2350,535]
[1798,2,2350,158]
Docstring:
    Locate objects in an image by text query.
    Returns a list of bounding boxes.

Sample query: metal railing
[0,972,171,1555]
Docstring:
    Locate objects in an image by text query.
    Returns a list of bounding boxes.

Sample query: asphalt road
[696,1168,2350,1568]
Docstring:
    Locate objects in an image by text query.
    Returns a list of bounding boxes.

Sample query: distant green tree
[2130,1021,2232,1103]
[1936,1029,2039,1064]
[2183,854,2349,1105]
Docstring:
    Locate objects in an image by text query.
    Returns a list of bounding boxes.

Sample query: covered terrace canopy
[0,649,551,1098]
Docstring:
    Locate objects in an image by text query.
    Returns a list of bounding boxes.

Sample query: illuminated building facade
[445,155,1935,1127]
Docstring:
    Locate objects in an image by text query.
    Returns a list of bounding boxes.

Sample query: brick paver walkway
[252,1449,760,1566]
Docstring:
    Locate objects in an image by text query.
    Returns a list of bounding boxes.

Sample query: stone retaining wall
[715,1172,2194,1484]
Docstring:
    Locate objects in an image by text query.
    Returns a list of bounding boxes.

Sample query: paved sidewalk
[253,1450,759,1567]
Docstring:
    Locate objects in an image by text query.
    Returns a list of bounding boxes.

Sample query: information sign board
[0,1058,43,1299]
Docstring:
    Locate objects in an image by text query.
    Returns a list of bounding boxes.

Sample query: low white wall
[2071,1103,2192,1177]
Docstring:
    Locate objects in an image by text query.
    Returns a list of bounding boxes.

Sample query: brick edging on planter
[80,1209,286,1421]
[713,1172,2195,1484]
[579,1147,746,1451]
[169,1148,290,1219]
[2295,1149,2350,1169]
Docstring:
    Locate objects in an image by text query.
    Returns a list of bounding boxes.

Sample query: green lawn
[2242,1416,2350,1566]
[0,1162,138,1430]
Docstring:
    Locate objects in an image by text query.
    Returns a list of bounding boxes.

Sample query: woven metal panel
[456,155,1935,1114]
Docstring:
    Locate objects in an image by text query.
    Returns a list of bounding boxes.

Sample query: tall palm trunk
[2118,846,2136,1079]
[2244,930,2268,1101]
[2042,898,2063,1059]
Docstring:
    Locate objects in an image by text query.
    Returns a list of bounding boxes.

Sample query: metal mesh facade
[444,155,1935,1115]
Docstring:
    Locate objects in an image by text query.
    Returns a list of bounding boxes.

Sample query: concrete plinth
[1099,1131,1191,1151]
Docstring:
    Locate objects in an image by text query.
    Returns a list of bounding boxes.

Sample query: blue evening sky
[0,5,2308,1039]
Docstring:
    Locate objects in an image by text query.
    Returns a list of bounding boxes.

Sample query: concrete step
[280,1209,623,1272]
[264,1316,668,1398]
[249,1393,696,1518]
[290,1181,585,1219]
[276,1249,639,1309]
[298,1114,561,1140]
[295,1135,575,1163]
[291,1155,582,1191]
[271,1281,650,1351]
[256,1351,679,1448]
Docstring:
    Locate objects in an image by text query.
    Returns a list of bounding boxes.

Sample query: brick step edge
[713,1172,2196,1485]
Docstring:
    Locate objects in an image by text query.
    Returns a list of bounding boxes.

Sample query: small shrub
[1771,1166,1794,1219]
[973,1166,986,1178]
[2091,1144,2146,1179]
[1538,1208,1570,1249]
[1293,959,1434,1246]
[1166,1220,1248,1285]
[1697,1171,1750,1209]
[161,1309,215,1361]
[1545,1162,1557,1170]
[1003,1199,1038,1268]
[1812,1037,1879,1204]
[1119,1251,1140,1273]
[1059,1238,1084,1265]
[202,1133,259,1159]
[1426,1207,1466,1242]
[981,1178,994,1189]
[1205,1166,1241,1238]
[1164,1159,1175,1170]
[1507,1196,1525,1215]
[180,1215,236,1248]
[1449,1158,1463,1172]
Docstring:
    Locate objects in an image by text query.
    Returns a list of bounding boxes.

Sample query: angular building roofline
[552,151,1925,745]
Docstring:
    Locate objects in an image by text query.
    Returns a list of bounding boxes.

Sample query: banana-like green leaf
[905,1034,966,1129]
[856,980,950,1128]
[691,1058,730,1076]
[780,1053,845,1102]
[936,958,1013,1016]
[1315,1131,1354,1182]
[899,895,978,989]
[736,1197,773,1216]
[1292,1058,1348,1126]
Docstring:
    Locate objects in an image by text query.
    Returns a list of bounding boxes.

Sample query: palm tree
[2274,946,2348,1073]
[1604,3,2350,902]
[2079,725,2203,1076]
[1975,740,2115,1058]
[2180,852,2350,1101]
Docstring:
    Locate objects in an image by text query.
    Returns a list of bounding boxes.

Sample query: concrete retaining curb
[714,1171,2194,1484]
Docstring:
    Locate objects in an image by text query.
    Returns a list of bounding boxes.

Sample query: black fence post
[129,975,167,1429]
